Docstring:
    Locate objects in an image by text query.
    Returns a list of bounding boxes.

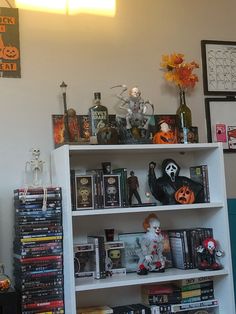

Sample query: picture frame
[118,231,173,273]
[51,114,90,147]
[201,40,236,95]
[205,97,236,152]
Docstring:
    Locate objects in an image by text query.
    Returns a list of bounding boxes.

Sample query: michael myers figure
[148,159,204,205]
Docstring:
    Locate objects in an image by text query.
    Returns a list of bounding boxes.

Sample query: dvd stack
[13,187,64,314]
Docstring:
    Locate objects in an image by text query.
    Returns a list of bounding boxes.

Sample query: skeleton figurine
[25,148,45,187]
[111,85,154,137]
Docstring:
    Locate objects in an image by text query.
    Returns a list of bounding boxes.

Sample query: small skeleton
[25,148,45,187]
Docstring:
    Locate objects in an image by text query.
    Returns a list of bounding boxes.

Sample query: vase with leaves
[160,53,199,143]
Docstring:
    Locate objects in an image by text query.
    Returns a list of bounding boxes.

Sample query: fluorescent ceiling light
[15,0,116,16]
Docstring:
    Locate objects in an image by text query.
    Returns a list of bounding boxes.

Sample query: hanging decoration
[0,6,21,78]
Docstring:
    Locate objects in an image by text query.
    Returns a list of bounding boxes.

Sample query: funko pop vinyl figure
[197,237,223,271]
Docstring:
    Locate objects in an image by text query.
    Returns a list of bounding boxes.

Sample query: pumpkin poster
[0,7,20,78]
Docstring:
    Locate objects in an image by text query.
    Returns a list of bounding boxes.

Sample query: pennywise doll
[137,213,165,275]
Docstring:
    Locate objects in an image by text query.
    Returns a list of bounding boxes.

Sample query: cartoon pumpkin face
[3,45,19,60]
[175,185,195,204]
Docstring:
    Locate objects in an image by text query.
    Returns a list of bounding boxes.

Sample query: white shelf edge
[75,268,229,292]
[72,202,223,216]
[65,142,221,153]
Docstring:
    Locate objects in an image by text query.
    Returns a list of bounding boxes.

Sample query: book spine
[147,292,181,305]
[181,280,214,292]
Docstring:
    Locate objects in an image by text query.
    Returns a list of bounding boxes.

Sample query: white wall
[0,0,235,277]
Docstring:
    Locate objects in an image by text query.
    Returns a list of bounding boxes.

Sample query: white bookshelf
[51,143,235,314]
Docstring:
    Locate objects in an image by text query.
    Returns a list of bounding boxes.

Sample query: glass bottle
[89,92,109,144]
[176,89,192,143]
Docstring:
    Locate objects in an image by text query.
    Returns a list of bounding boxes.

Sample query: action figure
[111,84,154,138]
[127,171,142,205]
[197,237,223,271]
[137,213,165,275]
[148,159,204,205]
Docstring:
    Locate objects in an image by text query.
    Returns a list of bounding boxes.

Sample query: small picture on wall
[205,98,236,152]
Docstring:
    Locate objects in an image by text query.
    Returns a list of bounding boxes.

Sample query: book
[143,292,181,305]
[88,236,106,279]
[190,165,210,203]
[177,280,214,292]
[181,286,214,299]
[179,277,213,287]
[169,298,219,312]
[141,283,180,295]
[77,305,113,314]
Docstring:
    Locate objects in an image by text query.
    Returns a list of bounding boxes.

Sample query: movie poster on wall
[0,7,21,78]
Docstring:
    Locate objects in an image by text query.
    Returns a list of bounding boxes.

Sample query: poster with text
[0,7,21,78]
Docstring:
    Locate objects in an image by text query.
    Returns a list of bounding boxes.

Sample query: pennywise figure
[137,213,165,275]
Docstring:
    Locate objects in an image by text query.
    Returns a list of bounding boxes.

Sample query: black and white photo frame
[201,40,236,95]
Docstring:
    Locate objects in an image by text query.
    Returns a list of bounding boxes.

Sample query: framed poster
[205,97,236,152]
[201,40,236,95]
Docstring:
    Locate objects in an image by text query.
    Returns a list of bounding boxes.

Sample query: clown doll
[137,213,165,275]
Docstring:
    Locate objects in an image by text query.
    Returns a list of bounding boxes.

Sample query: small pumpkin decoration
[3,45,19,60]
[175,185,195,204]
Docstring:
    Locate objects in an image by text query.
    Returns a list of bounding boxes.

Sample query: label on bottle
[89,109,108,136]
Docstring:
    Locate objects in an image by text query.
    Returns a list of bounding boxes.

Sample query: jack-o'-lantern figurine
[148,159,204,205]
[175,186,195,204]
[153,120,177,144]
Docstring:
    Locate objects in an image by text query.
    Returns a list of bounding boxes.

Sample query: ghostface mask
[165,162,178,182]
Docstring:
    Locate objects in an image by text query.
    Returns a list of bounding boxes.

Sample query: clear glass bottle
[176,89,192,143]
[89,92,109,143]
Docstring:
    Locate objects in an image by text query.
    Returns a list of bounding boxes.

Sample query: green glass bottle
[89,92,109,144]
[176,89,192,143]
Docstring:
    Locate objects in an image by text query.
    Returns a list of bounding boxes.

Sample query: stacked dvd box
[13,187,64,314]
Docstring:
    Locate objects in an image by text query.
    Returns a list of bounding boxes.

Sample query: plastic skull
[165,162,178,182]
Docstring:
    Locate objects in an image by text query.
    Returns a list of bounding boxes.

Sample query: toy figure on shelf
[25,148,46,187]
[197,237,224,271]
[127,171,142,206]
[111,84,154,141]
[153,120,177,144]
[148,159,204,205]
[137,213,165,275]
